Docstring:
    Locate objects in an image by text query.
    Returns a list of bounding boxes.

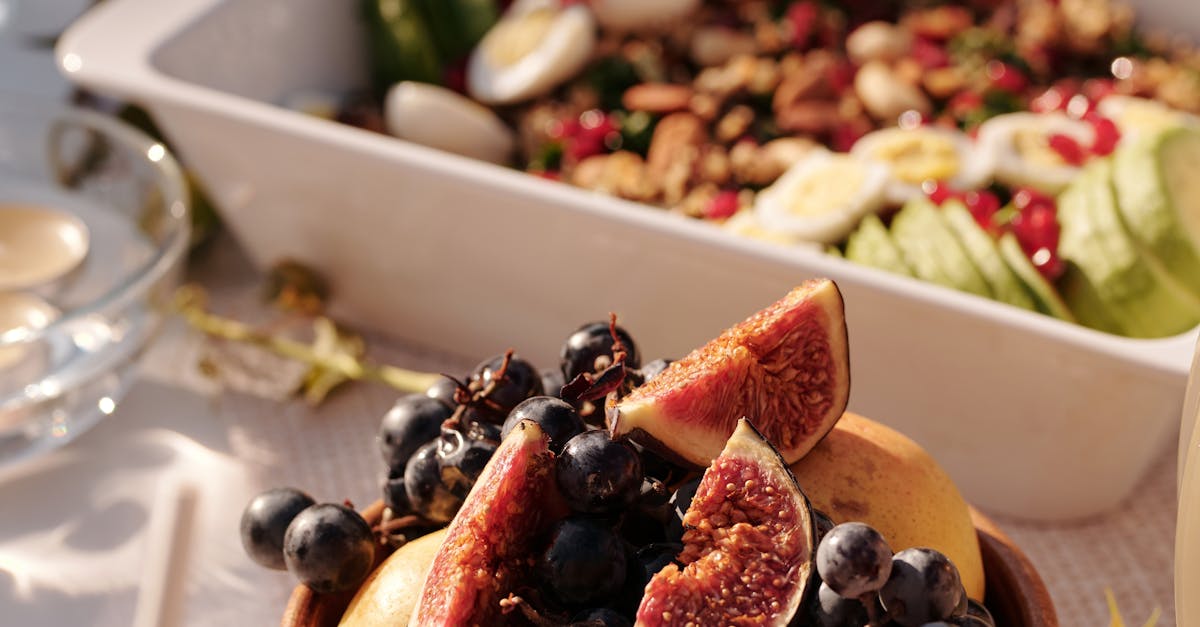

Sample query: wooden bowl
[282,502,1057,627]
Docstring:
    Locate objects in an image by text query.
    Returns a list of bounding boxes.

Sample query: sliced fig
[409,420,559,626]
[610,279,850,467]
[635,418,817,626]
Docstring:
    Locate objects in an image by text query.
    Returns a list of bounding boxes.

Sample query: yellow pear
[789,412,986,600]
[338,528,447,627]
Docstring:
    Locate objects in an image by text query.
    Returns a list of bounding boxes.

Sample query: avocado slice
[845,213,913,276]
[940,201,1036,311]
[997,232,1077,322]
[1112,126,1200,299]
[1057,160,1200,337]
[890,199,992,298]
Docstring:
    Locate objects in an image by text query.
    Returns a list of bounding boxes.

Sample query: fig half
[409,420,559,626]
[636,418,817,626]
[611,279,850,467]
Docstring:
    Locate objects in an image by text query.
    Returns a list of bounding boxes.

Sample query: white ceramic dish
[57,0,1200,521]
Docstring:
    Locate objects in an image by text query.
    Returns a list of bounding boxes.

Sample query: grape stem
[860,591,887,626]
[173,285,440,394]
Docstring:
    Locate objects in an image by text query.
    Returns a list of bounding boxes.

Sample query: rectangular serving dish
[58,0,1200,521]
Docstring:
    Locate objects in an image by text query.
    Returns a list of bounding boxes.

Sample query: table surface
[0,231,1180,626]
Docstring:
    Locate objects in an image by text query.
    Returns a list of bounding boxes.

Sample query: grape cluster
[809,522,996,627]
[238,319,1001,627]
[376,320,660,529]
[239,488,375,593]
[379,351,544,524]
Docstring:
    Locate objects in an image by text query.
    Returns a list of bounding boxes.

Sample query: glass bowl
[0,92,190,471]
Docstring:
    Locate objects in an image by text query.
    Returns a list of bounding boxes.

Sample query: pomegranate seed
[1030,86,1071,113]
[1082,78,1117,102]
[1047,133,1086,166]
[831,121,866,152]
[563,110,619,163]
[1085,113,1121,156]
[911,37,951,69]
[442,57,469,94]
[1011,203,1061,262]
[963,190,1001,228]
[825,59,857,95]
[948,91,984,118]
[986,61,1028,94]
[786,2,819,48]
[704,190,741,220]
[549,117,581,141]
[1034,251,1065,281]
[924,181,959,205]
[1011,187,1055,212]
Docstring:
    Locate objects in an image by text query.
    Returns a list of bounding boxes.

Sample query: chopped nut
[773,68,829,113]
[902,5,973,41]
[923,66,967,100]
[747,58,782,95]
[893,58,924,88]
[623,83,695,114]
[776,101,841,135]
[698,145,732,186]
[690,27,758,67]
[571,151,658,201]
[731,137,818,187]
[715,105,756,143]
[675,182,720,218]
[648,112,707,204]
[854,60,932,122]
[845,21,913,64]
[689,93,722,121]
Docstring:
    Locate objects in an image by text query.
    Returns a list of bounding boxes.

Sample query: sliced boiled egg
[467,0,596,105]
[589,0,701,31]
[1096,95,1200,143]
[976,112,1095,195]
[723,208,821,250]
[385,81,515,164]
[752,150,889,244]
[850,126,993,205]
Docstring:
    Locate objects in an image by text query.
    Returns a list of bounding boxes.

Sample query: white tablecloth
[0,234,1180,626]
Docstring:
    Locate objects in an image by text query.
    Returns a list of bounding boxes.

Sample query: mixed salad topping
[312,0,1200,338]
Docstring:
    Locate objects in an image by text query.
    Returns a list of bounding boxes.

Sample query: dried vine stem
[173,285,440,395]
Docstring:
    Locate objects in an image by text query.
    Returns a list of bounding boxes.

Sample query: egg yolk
[484,8,558,67]
[1014,129,1069,168]
[870,132,960,183]
[787,156,866,216]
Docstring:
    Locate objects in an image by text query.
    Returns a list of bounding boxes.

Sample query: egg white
[467,0,597,105]
[753,150,890,244]
[976,112,1095,195]
[850,126,993,204]
[385,81,515,164]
